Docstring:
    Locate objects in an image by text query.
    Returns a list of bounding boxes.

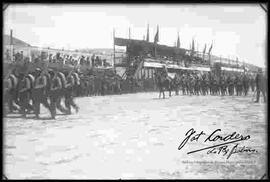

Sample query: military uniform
[56,71,69,114]
[49,73,63,119]
[32,69,52,119]
[17,73,31,117]
[255,70,266,103]
[64,72,79,114]
[243,74,249,96]
[7,73,20,113]
[3,76,13,115]
[220,75,226,96]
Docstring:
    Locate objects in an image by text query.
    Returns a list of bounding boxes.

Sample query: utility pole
[113,28,115,69]
[10,29,13,62]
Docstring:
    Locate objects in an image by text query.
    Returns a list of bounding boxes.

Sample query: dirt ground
[3,92,267,179]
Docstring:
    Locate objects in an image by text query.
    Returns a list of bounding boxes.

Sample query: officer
[161,65,168,78]
[254,68,266,103]
[32,68,52,119]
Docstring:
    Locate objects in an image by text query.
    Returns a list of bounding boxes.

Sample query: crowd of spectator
[4,48,112,68]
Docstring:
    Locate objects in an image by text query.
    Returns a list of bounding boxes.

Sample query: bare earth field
[3,92,267,179]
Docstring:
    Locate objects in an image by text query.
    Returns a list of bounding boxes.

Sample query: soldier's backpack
[26,74,35,89]
[72,72,80,86]
[58,72,67,88]
[9,74,18,89]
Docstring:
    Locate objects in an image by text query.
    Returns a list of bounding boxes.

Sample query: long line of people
[4,62,266,119]
[170,70,266,102]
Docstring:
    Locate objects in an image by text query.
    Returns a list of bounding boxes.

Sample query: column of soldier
[4,67,80,119]
[173,71,257,97]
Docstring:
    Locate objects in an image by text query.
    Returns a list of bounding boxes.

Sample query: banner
[114,37,129,46]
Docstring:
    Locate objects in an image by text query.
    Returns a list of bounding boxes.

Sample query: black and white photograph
[2,3,268,179]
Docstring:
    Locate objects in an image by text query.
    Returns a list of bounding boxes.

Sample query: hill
[3,34,31,47]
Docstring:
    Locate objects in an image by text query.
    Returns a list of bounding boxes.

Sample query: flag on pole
[203,44,207,54]
[208,41,213,54]
[154,25,159,44]
[146,24,149,42]
[176,32,180,48]
[10,29,13,45]
[191,38,195,52]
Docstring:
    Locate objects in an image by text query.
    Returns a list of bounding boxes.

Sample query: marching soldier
[254,68,266,103]
[3,76,11,116]
[250,74,255,92]
[64,71,79,114]
[72,69,81,97]
[32,68,52,119]
[243,73,249,96]
[6,69,20,113]
[201,73,207,96]
[227,74,234,96]
[17,72,32,118]
[194,73,200,95]
[56,70,69,114]
[44,69,52,98]
[220,74,226,96]
[23,71,35,113]
[48,69,63,119]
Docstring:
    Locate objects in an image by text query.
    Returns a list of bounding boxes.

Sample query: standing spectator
[91,54,95,67]
[86,56,90,66]
[254,68,266,103]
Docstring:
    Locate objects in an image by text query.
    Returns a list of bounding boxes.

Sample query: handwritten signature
[178,128,258,159]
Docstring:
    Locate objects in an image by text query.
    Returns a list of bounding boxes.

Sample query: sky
[4,4,267,67]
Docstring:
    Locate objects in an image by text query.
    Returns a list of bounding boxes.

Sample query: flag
[146,24,149,42]
[203,44,207,54]
[191,38,195,52]
[154,25,159,44]
[208,41,213,54]
[176,32,180,48]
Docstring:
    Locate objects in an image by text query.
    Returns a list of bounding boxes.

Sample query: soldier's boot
[56,98,69,114]
[254,90,260,103]
[65,100,72,115]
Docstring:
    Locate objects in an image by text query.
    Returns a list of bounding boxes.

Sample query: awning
[143,61,210,72]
